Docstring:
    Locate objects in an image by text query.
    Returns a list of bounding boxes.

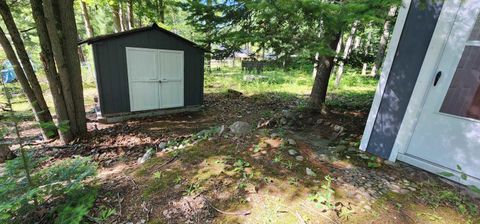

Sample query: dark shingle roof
[78,23,205,50]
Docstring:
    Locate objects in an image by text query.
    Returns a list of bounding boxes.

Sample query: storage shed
[80,24,205,122]
[361,0,480,188]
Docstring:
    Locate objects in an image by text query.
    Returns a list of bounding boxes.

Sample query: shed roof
[78,23,205,50]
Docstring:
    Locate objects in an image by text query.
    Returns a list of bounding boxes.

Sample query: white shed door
[126,48,160,111]
[126,48,184,112]
[159,50,184,108]
[406,0,480,181]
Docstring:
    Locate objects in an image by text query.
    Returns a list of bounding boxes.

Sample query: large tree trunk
[30,0,73,143]
[43,0,79,136]
[0,1,56,139]
[80,0,94,37]
[310,32,342,107]
[335,21,358,87]
[371,6,398,77]
[57,0,87,135]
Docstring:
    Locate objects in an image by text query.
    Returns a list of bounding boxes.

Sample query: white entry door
[126,47,184,112]
[406,0,480,182]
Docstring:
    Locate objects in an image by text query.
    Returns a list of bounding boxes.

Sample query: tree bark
[120,2,129,30]
[310,32,342,107]
[371,6,398,77]
[127,0,134,29]
[0,0,56,139]
[80,0,94,38]
[0,26,56,139]
[29,0,73,142]
[43,0,79,136]
[57,0,87,135]
[112,3,122,32]
[335,21,358,87]
[159,0,165,23]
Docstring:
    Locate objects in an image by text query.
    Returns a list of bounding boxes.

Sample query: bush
[0,155,98,223]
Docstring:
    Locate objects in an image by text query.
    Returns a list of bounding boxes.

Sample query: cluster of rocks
[282,138,305,162]
[137,121,254,164]
[335,167,417,201]
[271,109,347,138]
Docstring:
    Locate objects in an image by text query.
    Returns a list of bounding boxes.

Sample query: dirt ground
[15,92,480,223]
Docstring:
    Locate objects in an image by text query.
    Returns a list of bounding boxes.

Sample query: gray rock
[282,110,295,119]
[270,133,280,138]
[306,168,317,177]
[295,156,304,161]
[333,125,344,133]
[316,119,324,124]
[138,148,155,164]
[287,138,296,146]
[288,149,299,156]
[317,154,329,161]
[158,142,168,150]
[229,121,251,135]
[280,118,288,125]
[335,145,347,151]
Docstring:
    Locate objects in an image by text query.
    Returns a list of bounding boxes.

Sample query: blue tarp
[1,61,16,83]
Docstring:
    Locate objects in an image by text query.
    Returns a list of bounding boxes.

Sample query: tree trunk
[335,22,358,87]
[29,0,72,143]
[80,0,94,38]
[310,32,342,107]
[57,0,88,135]
[0,1,56,139]
[112,3,122,32]
[43,0,79,136]
[120,2,129,30]
[159,0,165,23]
[0,26,56,139]
[371,6,398,77]
[127,0,134,29]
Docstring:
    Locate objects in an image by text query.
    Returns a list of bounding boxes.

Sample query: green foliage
[184,182,200,196]
[94,206,116,222]
[308,175,335,210]
[54,187,98,224]
[233,159,252,179]
[417,181,479,218]
[0,155,97,222]
[367,156,380,169]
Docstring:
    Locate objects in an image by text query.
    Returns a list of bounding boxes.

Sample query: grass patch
[206,66,377,110]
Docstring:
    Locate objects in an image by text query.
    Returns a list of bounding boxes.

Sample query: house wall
[92,30,204,115]
[366,0,443,159]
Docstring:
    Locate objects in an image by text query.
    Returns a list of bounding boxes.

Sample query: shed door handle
[434,71,442,86]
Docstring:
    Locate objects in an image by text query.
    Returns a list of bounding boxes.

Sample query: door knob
[434,71,442,86]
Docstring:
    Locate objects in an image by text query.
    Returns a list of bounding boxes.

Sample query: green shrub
[0,155,98,223]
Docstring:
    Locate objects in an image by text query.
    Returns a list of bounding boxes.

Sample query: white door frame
[392,0,480,187]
